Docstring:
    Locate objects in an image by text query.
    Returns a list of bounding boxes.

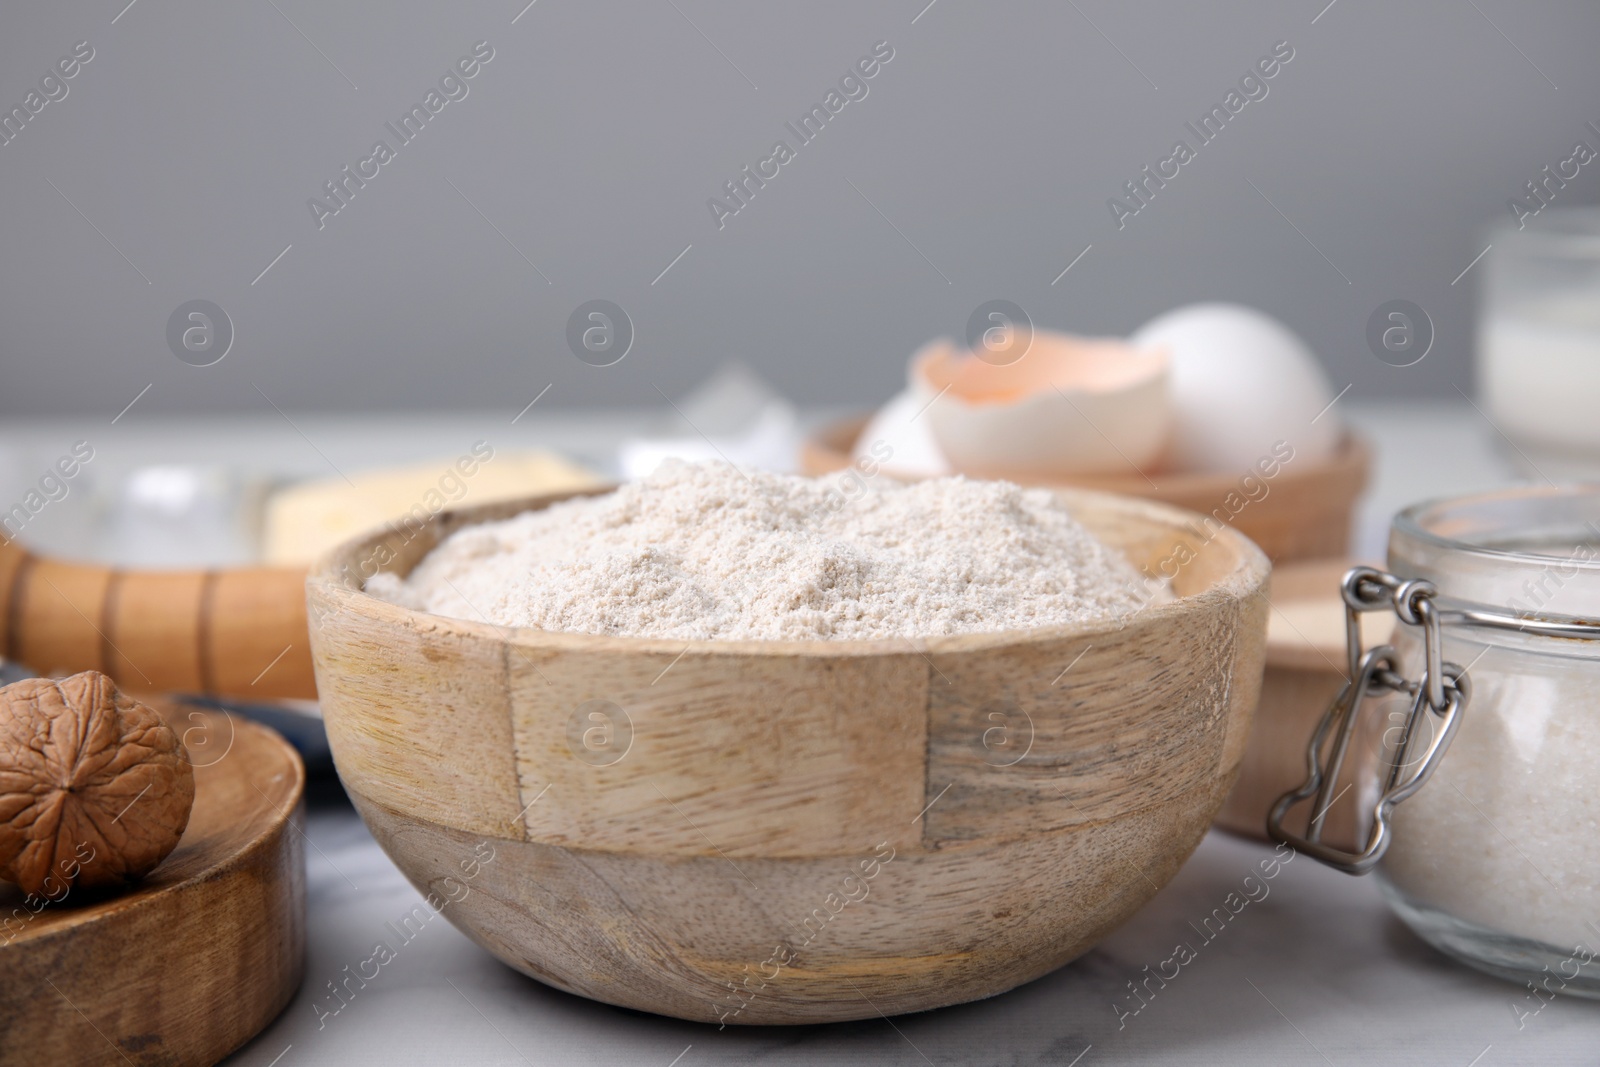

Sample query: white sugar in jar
[1376,487,1600,995]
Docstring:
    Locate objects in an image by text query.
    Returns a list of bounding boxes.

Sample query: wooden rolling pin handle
[0,537,316,701]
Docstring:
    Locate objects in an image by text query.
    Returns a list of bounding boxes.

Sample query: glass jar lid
[1389,485,1600,620]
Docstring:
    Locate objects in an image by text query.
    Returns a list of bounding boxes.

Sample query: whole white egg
[851,389,952,478]
[1130,303,1341,474]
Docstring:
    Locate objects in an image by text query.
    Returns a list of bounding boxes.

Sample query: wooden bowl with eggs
[815,310,1371,564]
[307,486,1269,1024]
[802,413,1370,564]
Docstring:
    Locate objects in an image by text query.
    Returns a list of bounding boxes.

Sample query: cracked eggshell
[912,332,1170,479]
[1131,303,1340,474]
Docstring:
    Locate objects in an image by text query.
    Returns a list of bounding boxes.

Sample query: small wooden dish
[0,706,306,1064]
[801,414,1370,563]
[307,486,1269,1025]
[1214,559,1390,843]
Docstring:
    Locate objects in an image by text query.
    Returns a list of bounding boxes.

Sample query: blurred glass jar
[101,466,269,567]
[1479,207,1600,480]
[1376,486,1600,997]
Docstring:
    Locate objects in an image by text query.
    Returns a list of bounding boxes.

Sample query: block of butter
[262,444,601,565]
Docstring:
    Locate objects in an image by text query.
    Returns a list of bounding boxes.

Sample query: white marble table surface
[5,402,1596,1064]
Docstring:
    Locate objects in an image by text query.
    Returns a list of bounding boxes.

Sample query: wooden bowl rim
[804,411,1370,495]
[308,485,1270,659]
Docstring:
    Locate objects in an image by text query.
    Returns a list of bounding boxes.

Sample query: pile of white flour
[366,460,1150,640]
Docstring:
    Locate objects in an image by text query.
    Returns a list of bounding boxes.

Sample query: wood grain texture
[0,706,306,1064]
[801,414,1370,564]
[506,647,929,856]
[0,538,315,701]
[106,571,209,692]
[352,783,1228,1024]
[307,486,1270,1023]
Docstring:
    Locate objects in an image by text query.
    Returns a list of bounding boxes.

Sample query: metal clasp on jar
[1268,567,1471,874]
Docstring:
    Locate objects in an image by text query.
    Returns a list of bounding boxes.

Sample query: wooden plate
[0,706,306,1065]
[801,413,1370,563]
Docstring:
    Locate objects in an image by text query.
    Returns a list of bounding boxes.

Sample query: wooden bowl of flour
[306,487,1269,1024]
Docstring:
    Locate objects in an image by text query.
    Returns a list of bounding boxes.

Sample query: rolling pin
[0,536,316,701]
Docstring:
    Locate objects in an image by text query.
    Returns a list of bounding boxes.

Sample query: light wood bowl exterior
[801,414,1370,564]
[307,487,1270,1025]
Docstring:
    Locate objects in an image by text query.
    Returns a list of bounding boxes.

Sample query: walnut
[0,671,195,896]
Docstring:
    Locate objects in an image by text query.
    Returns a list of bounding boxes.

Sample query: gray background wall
[1,0,1596,416]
